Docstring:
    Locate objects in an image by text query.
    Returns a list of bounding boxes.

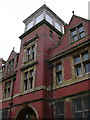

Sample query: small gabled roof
[7,49,18,62]
[68,14,89,26]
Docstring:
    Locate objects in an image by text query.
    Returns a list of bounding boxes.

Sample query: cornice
[19,20,63,39]
[23,34,39,46]
[2,71,17,81]
[20,61,38,71]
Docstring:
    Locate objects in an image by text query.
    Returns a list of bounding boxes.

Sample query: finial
[72,11,75,15]
[13,47,15,51]
[44,0,45,4]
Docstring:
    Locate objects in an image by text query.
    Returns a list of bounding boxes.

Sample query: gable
[68,15,88,29]
[7,50,18,62]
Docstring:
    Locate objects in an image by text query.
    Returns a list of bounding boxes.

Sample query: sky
[0,0,89,60]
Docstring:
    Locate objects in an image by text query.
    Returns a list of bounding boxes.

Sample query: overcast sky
[0,0,89,60]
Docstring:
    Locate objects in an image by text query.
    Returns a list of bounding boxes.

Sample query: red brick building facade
[0,5,90,119]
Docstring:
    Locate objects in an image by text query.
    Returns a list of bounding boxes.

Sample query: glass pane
[25,114,29,118]
[79,32,85,38]
[8,88,10,97]
[82,52,88,60]
[56,72,62,83]
[56,115,64,119]
[73,36,78,42]
[76,65,82,76]
[74,56,80,63]
[84,111,90,119]
[85,63,90,73]
[29,78,33,89]
[78,26,84,33]
[57,102,64,114]
[36,14,43,24]
[30,70,34,77]
[75,113,83,118]
[74,98,82,111]
[46,14,52,25]
[4,89,7,98]
[71,28,77,36]
[83,96,90,109]
[55,22,60,31]
[25,72,28,79]
[56,64,62,71]
[27,21,33,30]
[5,83,8,87]
[24,80,28,91]
[27,48,30,55]
[32,45,35,53]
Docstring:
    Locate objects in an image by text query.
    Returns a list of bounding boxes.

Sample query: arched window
[16,107,37,120]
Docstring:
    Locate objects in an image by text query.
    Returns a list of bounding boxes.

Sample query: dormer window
[70,23,85,43]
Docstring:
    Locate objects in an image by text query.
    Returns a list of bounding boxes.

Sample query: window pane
[74,98,82,111]
[71,28,77,36]
[73,36,78,42]
[29,78,33,89]
[30,70,34,77]
[75,113,83,118]
[36,14,43,24]
[24,80,28,91]
[79,32,85,38]
[4,89,7,98]
[46,14,52,25]
[25,114,29,119]
[56,115,64,119]
[8,88,10,97]
[55,22,60,31]
[76,65,82,76]
[56,64,62,71]
[57,102,64,115]
[25,72,28,79]
[27,21,33,30]
[78,26,84,33]
[83,96,90,109]
[5,82,8,87]
[32,45,35,59]
[74,56,80,63]
[85,63,90,73]
[32,45,35,53]
[84,111,90,119]
[56,72,62,83]
[27,48,30,55]
[82,52,88,60]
